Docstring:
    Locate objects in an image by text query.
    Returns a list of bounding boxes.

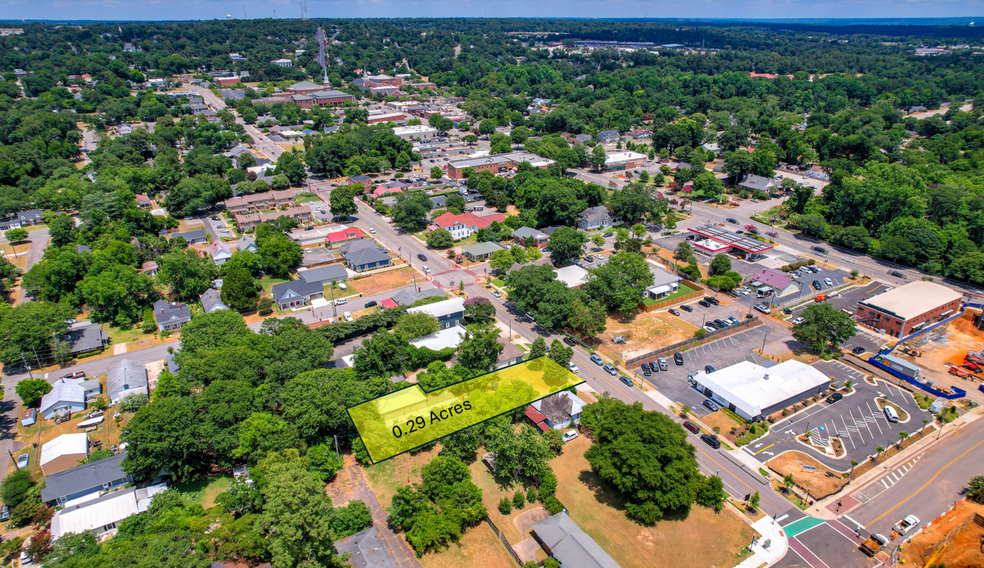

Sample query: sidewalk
[805,409,982,520]
[732,516,789,568]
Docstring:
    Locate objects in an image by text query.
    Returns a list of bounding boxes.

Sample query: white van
[884,405,899,423]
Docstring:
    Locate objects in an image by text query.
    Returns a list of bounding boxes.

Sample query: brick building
[855,281,962,338]
[223,190,296,214]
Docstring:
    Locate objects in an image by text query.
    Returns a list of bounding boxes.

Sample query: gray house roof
[579,206,611,223]
[532,511,620,568]
[648,263,682,287]
[107,359,148,403]
[153,299,191,328]
[170,229,207,243]
[272,279,324,304]
[235,235,257,253]
[513,226,548,240]
[66,322,108,354]
[739,174,775,192]
[345,247,391,267]
[41,453,129,503]
[390,287,446,306]
[333,527,395,568]
[199,289,229,313]
[339,239,379,255]
[597,129,619,142]
[299,264,349,286]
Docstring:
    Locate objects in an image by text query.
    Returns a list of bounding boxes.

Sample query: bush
[538,468,558,497]
[512,490,526,509]
[543,495,565,515]
[498,497,512,514]
[526,486,538,504]
[0,469,34,509]
[117,393,149,413]
[90,397,107,411]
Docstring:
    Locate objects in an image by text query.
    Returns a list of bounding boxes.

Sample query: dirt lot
[901,309,984,399]
[767,451,849,499]
[362,445,440,508]
[551,436,754,568]
[701,410,742,442]
[468,457,529,544]
[348,267,421,297]
[600,311,693,360]
[899,499,984,567]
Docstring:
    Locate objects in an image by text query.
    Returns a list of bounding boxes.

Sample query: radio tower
[300,1,308,19]
[316,26,328,85]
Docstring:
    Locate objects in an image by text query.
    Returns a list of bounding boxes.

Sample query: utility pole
[8,449,17,470]
[761,329,770,355]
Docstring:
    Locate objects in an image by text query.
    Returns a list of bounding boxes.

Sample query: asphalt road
[187,85,285,161]
[13,227,50,304]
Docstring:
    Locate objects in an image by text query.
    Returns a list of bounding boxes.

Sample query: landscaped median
[348,357,582,463]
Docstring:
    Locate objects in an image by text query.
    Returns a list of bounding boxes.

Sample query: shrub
[117,393,149,413]
[538,468,558,497]
[526,486,538,504]
[513,490,526,509]
[543,495,565,515]
[498,497,512,515]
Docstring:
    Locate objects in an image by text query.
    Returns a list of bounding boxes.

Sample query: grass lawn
[662,283,699,302]
[490,278,507,288]
[467,457,530,544]
[258,275,291,298]
[550,436,754,568]
[174,475,235,509]
[295,192,321,204]
[362,445,440,508]
[102,322,153,345]
[418,521,517,568]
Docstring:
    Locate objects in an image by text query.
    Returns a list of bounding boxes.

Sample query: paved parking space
[673,295,747,328]
[304,201,332,223]
[787,281,889,319]
[748,369,926,468]
[640,325,775,418]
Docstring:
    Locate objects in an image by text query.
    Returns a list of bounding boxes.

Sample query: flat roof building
[392,125,438,140]
[603,150,647,171]
[692,360,830,421]
[855,281,962,338]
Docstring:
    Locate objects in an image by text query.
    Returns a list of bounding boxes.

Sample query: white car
[368,228,376,234]
[569,362,579,373]
[334,298,347,306]
[343,311,354,322]
[491,290,501,298]
[824,278,833,287]
[791,317,805,325]
[562,430,579,443]
[423,265,431,273]
[16,454,28,469]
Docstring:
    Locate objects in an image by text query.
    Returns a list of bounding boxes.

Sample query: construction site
[899,499,984,568]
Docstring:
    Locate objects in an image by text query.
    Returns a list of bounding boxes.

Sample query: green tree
[221,266,259,310]
[426,228,454,249]
[233,412,303,464]
[489,249,515,273]
[528,336,547,359]
[158,248,219,300]
[590,144,607,170]
[0,301,74,366]
[444,193,466,215]
[15,378,52,407]
[275,152,307,186]
[4,228,27,242]
[591,234,606,249]
[0,469,35,509]
[259,235,302,276]
[122,396,210,482]
[48,214,77,248]
[584,252,654,316]
[392,192,432,232]
[796,213,828,238]
[478,119,498,135]
[393,312,440,341]
[457,322,503,371]
[792,303,858,357]
[674,241,694,261]
[568,297,607,338]
[749,491,761,511]
[549,339,573,366]
[430,166,444,179]
[548,227,587,267]
[710,254,732,276]
[610,186,663,224]
[581,398,704,524]
[463,297,496,323]
[353,329,408,378]
[968,475,984,504]
[329,185,357,220]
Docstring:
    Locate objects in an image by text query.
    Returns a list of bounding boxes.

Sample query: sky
[0,0,982,22]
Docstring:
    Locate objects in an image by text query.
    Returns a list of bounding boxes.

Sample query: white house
[39,379,86,420]
[207,241,232,265]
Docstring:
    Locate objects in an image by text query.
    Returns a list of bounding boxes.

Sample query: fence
[625,317,762,365]
[482,517,525,567]
[641,284,705,312]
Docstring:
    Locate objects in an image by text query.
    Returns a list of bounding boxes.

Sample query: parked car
[852,346,866,355]
[826,393,843,404]
[728,316,740,325]
[619,375,634,387]
[701,434,722,449]
[583,255,595,262]
[569,363,579,373]
[491,290,501,298]
[62,371,85,379]
[343,312,354,322]
[334,298,347,306]
[812,246,828,254]
[792,317,806,325]
[668,308,680,316]
[683,421,700,434]
[705,296,720,306]
[824,278,833,287]
[657,358,668,371]
[364,300,378,308]
[417,253,427,261]
[812,280,822,290]
[704,365,716,373]
[641,365,652,376]
[603,232,614,237]
[562,430,579,443]
[703,325,716,333]
[17,454,28,469]
[680,304,694,312]
[698,300,711,308]
[884,405,900,422]
[702,399,719,412]
[603,364,617,376]
[674,352,684,365]
[590,354,603,365]
[0,505,9,522]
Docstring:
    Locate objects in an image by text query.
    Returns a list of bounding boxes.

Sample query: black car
[668,308,681,316]
[826,393,844,404]
[674,352,684,365]
[640,362,651,372]
[852,346,866,355]
[680,304,694,312]
[704,365,715,373]
[812,246,828,254]
[563,336,577,346]
[701,434,722,449]
[603,232,614,237]
[890,270,907,279]
[726,217,738,224]
[364,300,378,308]
[619,375,634,387]
[698,300,711,308]
[648,361,658,373]
[812,280,822,290]
[705,296,720,306]
[417,253,427,261]
[641,365,652,376]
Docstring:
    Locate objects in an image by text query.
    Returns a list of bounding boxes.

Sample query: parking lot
[671,295,752,328]
[637,325,777,418]
[786,280,889,319]
[304,201,332,223]
[748,361,926,469]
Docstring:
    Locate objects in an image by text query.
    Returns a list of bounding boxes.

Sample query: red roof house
[431,211,506,240]
[326,228,365,244]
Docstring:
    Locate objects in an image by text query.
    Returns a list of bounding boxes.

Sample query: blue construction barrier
[867,302,979,400]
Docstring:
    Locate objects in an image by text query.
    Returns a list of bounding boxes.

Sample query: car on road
[334,298,347,306]
[62,371,85,379]
[364,300,378,308]
[889,270,906,279]
[569,363,579,373]
[368,228,376,234]
[343,312,354,322]
[603,364,617,376]
[590,354,603,365]
[563,336,576,346]
[680,304,693,312]
[894,515,920,535]
[702,399,719,411]
[603,232,614,237]
[683,421,700,434]
[824,278,833,287]
[704,365,716,373]
[725,217,738,224]
[674,352,684,365]
[700,434,721,449]
[491,290,501,298]
[812,246,828,254]
[423,266,431,273]
[619,375,634,387]
[852,346,866,355]
[754,303,771,314]
[417,253,427,261]
[16,454,28,469]
[525,311,536,321]
[668,308,680,316]
[791,317,805,325]
[641,365,651,376]
[562,430,579,443]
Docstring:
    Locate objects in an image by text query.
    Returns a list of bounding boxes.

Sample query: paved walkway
[327,454,422,568]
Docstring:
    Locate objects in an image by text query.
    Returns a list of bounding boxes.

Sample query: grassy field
[295,192,321,204]
[174,475,234,509]
[418,521,516,568]
[550,436,754,568]
[362,445,440,508]
[467,458,528,543]
[347,267,420,298]
[258,275,291,298]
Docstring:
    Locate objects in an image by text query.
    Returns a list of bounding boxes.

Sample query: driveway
[15,228,50,303]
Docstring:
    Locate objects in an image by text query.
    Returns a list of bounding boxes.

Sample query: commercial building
[687,224,774,259]
[855,281,963,338]
[445,152,555,179]
[392,125,438,140]
[223,190,296,214]
[291,89,356,109]
[461,242,506,261]
[749,268,800,297]
[365,112,406,125]
[603,150,647,171]
[692,360,830,421]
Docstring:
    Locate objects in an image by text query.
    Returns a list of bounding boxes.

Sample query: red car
[61,371,85,379]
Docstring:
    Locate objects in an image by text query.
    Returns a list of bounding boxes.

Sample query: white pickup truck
[894,515,920,535]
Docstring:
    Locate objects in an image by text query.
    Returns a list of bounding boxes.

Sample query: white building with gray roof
[107,359,149,405]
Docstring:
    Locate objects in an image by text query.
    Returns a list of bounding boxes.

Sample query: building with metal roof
[107,359,149,405]
[41,452,131,506]
[41,433,89,475]
[856,281,962,338]
[531,511,620,568]
[687,224,774,255]
[692,360,830,421]
[406,297,465,329]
